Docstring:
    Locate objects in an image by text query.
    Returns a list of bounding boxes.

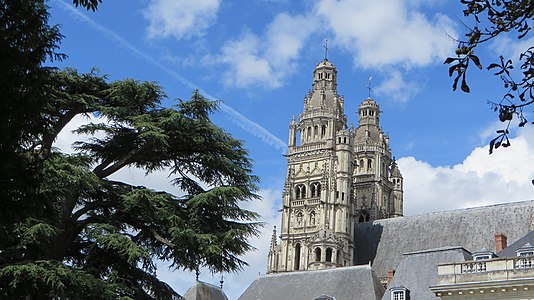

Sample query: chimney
[495,232,508,253]
[387,269,396,285]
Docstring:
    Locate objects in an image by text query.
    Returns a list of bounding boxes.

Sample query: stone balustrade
[436,256,534,285]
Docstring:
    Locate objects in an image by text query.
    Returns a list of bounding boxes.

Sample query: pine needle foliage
[1,1,261,299]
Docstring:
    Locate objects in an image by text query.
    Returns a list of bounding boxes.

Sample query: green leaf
[461,77,471,93]
[487,63,501,70]
[470,55,483,69]
[444,57,458,64]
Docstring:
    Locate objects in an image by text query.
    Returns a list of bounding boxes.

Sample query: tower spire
[270,226,277,251]
[323,38,330,60]
[366,75,373,98]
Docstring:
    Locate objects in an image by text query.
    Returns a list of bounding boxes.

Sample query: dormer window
[516,243,534,257]
[390,286,408,300]
[472,248,496,260]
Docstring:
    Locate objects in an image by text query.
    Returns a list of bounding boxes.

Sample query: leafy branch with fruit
[444,0,534,154]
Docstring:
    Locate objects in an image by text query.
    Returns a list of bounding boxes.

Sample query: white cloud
[54,114,99,154]
[312,0,457,102]
[315,0,456,68]
[375,69,422,103]
[205,0,456,95]
[491,36,534,63]
[209,13,317,89]
[214,32,273,88]
[399,126,534,215]
[144,0,220,40]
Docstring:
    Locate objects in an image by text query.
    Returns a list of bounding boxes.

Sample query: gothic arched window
[315,247,321,262]
[294,243,301,271]
[310,182,321,197]
[359,210,370,223]
[295,184,306,199]
[326,248,333,262]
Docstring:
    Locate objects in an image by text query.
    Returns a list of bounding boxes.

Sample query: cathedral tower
[268,59,403,274]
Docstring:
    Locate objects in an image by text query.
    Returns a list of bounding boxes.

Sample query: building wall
[433,256,534,299]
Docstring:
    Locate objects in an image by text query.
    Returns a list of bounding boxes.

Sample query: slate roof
[381,247,471,300]
[183,281,228,300]
[497,230,534,257]
[354,200,534,278]
[238,265,384,300]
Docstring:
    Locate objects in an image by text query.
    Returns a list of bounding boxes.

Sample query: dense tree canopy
[0,1,260,299]
[445,0,534,154]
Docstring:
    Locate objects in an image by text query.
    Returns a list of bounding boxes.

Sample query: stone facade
[267,59,403,273]
[431,255,534,299]
[430,233,534,299]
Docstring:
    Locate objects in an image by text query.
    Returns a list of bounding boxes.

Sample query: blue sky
[48,0,534,298]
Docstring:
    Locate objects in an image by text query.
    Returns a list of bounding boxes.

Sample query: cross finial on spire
[366,75,373,98]
[323,38,330,60]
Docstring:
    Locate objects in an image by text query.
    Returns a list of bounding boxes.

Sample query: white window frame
[515,243,534,257]
[392,290,405,300]
[518,251,534,257]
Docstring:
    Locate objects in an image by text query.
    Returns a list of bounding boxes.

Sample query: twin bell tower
[268,58,403,273]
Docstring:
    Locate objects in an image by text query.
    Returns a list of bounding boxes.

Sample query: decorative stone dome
[391,161,402,178]
[315,59,335,69]
[360,97,379,109]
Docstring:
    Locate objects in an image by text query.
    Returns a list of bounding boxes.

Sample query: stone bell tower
[268,59,403,274]
[352,98,404,222]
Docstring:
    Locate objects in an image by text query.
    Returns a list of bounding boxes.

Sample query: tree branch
[93,140,154,179]
[41,105,86,157]
[147,227,175,248]
[70,200,113,223]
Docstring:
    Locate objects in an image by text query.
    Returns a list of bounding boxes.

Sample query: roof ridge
[403,246,468,256]
[261,265,372,278]
[373,199,534,223]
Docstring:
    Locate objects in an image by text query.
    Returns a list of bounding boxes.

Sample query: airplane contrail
[53,0,287,153]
